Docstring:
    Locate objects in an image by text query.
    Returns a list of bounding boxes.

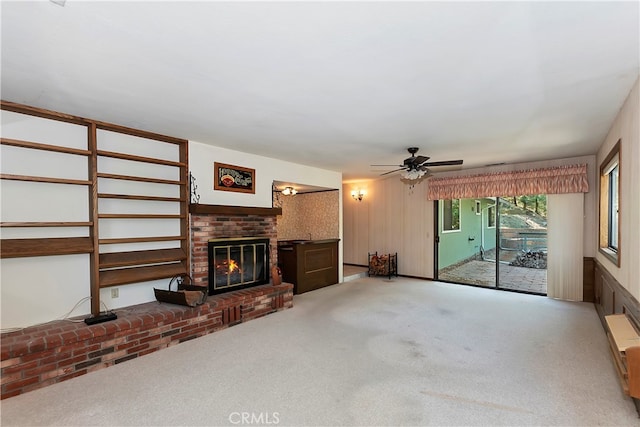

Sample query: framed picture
[214,162,255,194]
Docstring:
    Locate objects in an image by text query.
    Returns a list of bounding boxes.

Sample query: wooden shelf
[99,263,187,287]
[0,221,93,228]
[1,138,92,156]
[98,213,185,219]
[99,248,186,269]
[94,121,187,146]
[99,235,186,245]
[1,100,89,126]
[189,204,282,216]
[98,193,182,202]
[97,149,185,167]
[0,237,93,258]
[0,174,92,186]
[97,172,181,185]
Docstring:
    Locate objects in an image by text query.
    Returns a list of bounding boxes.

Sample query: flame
[228,260,240,274]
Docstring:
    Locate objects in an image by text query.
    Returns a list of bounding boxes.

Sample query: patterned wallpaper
[276,190,339,240]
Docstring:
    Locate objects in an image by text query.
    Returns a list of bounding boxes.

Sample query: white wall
[189,141,342,208]
[0,110,343,330]
[596,76,640,300]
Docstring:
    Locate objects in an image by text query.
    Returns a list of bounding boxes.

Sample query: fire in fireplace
[208,237,270,295]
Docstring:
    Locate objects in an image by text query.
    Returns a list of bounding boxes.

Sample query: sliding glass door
[436,197,498,288]
[496,196,547,294]
[436,195,547,295]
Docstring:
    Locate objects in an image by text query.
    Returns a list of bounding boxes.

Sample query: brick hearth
[1,205,290,400]
[1,283,293,399]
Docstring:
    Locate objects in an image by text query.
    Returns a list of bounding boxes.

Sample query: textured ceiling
[1,1,638,181]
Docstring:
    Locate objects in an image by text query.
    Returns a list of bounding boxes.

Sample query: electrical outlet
[111,288,119,298]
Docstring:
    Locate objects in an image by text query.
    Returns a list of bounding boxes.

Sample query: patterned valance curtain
[426,164,589,200]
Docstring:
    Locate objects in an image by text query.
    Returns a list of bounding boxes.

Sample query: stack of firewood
[370,254,391,275]
[510,250,547,269]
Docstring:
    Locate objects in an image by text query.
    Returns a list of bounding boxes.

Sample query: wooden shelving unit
[0,115,95,261]
[1,101,190,316]
[94,122,189,308]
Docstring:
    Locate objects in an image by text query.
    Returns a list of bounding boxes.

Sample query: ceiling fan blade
[371,164,403,167]
[379,168,405,176]
[422,160,463,167]
[414,155,430,165]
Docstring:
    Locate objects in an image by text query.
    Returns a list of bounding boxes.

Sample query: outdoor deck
[438,259,547,294]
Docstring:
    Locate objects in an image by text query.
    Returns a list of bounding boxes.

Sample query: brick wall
[1,283,293,399]
[190,214,278,288]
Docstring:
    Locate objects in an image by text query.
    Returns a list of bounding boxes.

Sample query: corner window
[599,140,620,266]
[442,199,461,232]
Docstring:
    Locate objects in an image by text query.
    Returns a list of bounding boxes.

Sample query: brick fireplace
[208,237,270,295]
[189,204,280,288]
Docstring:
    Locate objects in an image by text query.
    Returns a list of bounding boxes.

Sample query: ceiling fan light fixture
[401,169,426,181]
[373,148,461,181]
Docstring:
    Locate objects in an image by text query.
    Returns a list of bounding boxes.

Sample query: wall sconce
[351,189,366,202]
[282,186,297,196]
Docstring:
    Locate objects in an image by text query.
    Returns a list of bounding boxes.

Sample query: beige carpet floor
[1,277,638,426]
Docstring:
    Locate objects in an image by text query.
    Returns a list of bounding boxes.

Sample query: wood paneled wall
[594,259,640,324]
[343,177,434,278]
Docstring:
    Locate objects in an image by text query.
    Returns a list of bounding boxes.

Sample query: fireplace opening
[208,237,270,295]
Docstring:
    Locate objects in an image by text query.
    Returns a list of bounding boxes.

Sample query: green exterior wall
[438,198,496,270]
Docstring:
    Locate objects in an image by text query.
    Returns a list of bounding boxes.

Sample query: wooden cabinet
[278,239,339,294]
[594,260,640,414]
[605,314,640,398]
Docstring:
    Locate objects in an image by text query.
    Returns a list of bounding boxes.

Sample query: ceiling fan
[372,147,463,178]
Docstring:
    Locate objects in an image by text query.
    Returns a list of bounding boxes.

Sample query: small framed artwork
[214,162,255,194]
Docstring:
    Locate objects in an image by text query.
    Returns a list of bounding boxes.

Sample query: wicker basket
[154,274,208,307]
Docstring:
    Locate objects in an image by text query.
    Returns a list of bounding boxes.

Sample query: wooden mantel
[189,204,282,216]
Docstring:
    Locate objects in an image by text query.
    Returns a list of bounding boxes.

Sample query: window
[608,164,619,250]
[475,200,481,215]
[599,140,620,266]
[487,204,496,228]
[442,199,461,232]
